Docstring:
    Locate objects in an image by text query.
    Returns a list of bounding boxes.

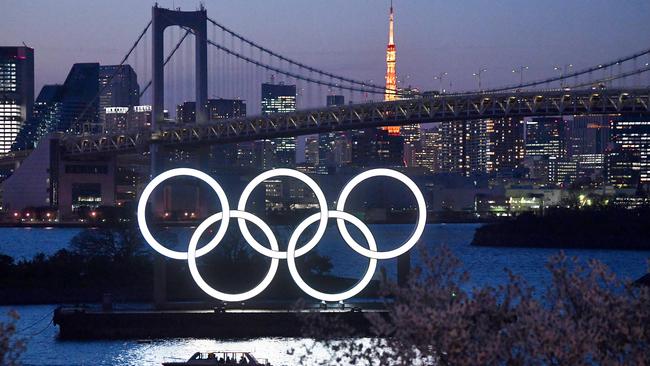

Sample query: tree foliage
[0,311,24,366]
[298,246,650,365]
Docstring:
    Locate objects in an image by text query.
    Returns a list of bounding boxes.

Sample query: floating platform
[53,306,385,339]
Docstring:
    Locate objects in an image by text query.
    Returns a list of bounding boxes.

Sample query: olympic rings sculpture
[137,168,426,302]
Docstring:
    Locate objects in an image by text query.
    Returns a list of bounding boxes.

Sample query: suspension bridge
[56,5,650,156]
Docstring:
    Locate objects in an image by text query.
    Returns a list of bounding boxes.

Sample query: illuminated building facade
[177,98,246,124]
[413,127,441,173]
[607,117,650,188]
[13,85,63,151]
[525,117,567,159]
[486,118,525,176]
[318,95,351,171]
[305,136,319,166]
[439,120,488,177]
[0,47,34,154]
[260,83,296,167]
[98,65,139,131]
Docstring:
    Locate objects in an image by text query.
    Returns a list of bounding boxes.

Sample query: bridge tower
[152,5,208,127]
[150,5,209,309]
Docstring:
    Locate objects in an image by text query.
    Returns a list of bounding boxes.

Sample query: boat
[162,351,271,366]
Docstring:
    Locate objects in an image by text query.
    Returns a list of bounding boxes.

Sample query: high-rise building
[60,63,100,134]
[261,83,296,167]
[351,128,404,168]
[326,95,344,107]
[439,120,488,176]
[12,84,63,151]
[318,95,351,171]
[0,47,34,154]
[606,117,650,188]
[486,118,525,176]
[305,136,319,166]
[98,65,139,131]
[567,115,612,181]
[525,117,567,159]
[413,127,441,173]
[177,98,246,124]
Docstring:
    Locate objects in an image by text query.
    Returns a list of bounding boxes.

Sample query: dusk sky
[2,0,650,98]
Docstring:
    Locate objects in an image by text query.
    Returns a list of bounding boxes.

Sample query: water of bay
[0,224,647,365]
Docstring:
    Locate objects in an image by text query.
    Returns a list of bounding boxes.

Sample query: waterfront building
[0,47,34,154]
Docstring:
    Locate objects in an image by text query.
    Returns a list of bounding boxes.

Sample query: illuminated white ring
[286,211,377,302]
[336,168,426,260]
[137,168,230,260]
[187,210,280,302]
[237,168,329,259]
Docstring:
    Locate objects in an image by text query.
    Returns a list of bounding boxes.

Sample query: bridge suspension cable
[139,29,192,98]
[563,64,650,90]
[207,17,390,94]
[473,47,650,94]
[176,25,392,96]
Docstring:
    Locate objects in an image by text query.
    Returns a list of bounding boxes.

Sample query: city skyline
[1,0,650,98]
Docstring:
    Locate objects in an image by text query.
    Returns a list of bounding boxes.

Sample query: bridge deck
[61,88,650,156]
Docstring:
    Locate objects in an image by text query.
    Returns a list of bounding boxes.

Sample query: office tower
[439,120,488,176]
[60,63,100,134]
[104,107,129,132]
[177,98,246,123]
[261,83,296,167]
[525,117,567,159]
[606,117,650,188]
[98,65,139,131]
[0,46,34,154]
[567,115,612,181]
[326,95,344,107]
[12,85,63,151]
[351,128,404,168]
[413,127,441,173]
[318,95,351,171]
[486,118,525,176]
[305,136,319,166]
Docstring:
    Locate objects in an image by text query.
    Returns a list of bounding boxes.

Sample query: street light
[554,64,573,87]
[433,72,448,93]
[512,65,529,85]
[472,68,487,91]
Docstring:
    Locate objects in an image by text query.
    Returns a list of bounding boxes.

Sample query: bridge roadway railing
[61,88,650,156]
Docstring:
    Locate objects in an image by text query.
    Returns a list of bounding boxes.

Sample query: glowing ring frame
[237,168,328,259]
[287,211,378,302]
[336,168,427,260]
[187,210,280,302]
[137,168,230,260]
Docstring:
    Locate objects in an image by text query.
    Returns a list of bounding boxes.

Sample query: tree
[0,311,24,366]
[297,246,650,365]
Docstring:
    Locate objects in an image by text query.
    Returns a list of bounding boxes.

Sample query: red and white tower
[383,2,400,135]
